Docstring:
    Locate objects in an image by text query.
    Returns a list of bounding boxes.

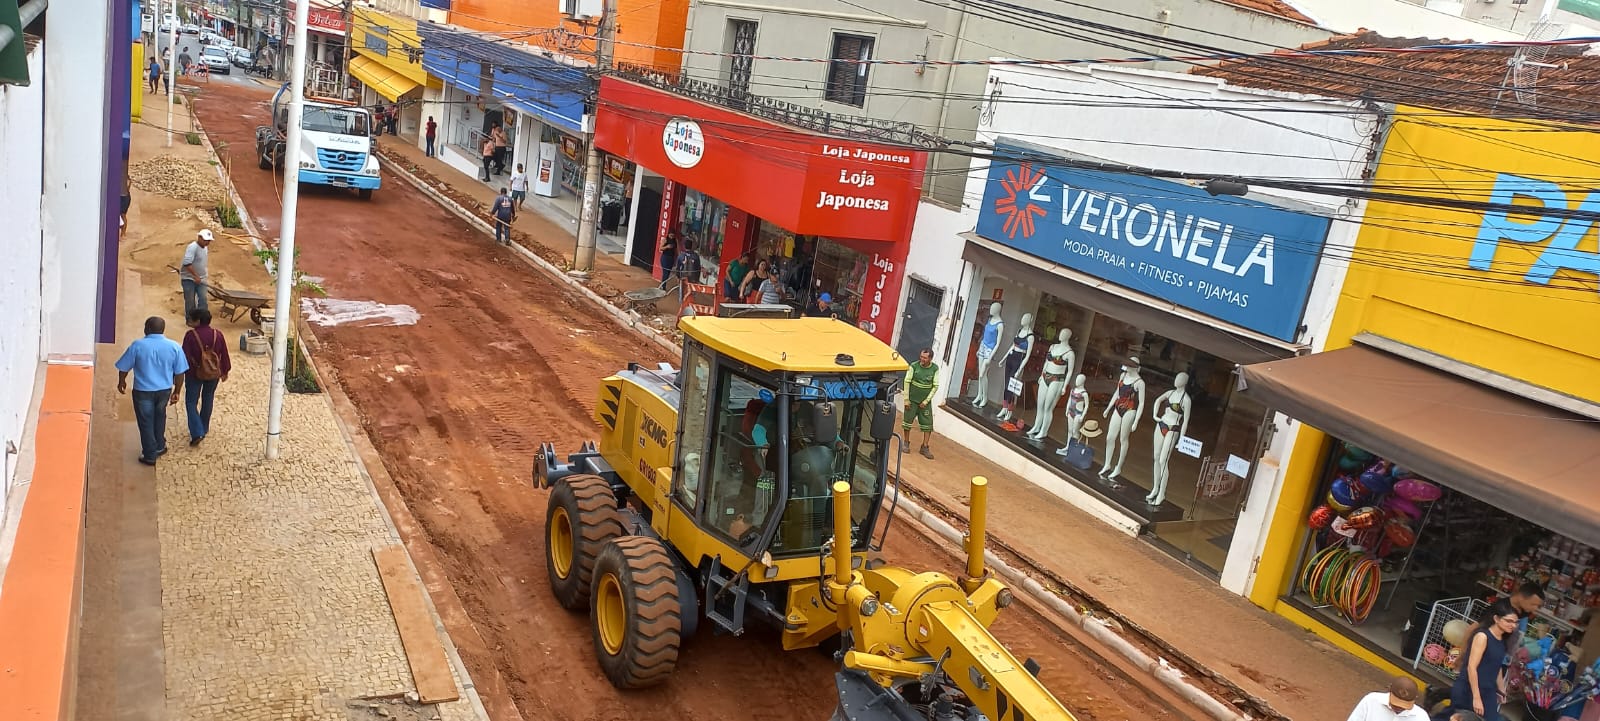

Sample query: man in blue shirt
[116,316,190,466]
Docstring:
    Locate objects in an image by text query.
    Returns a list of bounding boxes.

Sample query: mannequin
[1054,374,1091,455]
[995,313,1035,426]
[970,303,1004,409]
[1026,329,1075,441]
[1098,356,1146,481]
[1146,372,1192,506]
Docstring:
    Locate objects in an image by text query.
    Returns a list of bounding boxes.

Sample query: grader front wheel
[545,474,624,610]
[590,536,683,689]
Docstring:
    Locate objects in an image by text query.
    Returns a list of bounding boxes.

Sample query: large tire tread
[545,474,625,610]
[591,536,683,689]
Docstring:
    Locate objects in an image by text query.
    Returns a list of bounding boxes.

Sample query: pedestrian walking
[724,249,753,301]
[386,104,399,135]
[510,163,528,216]
[424,116,437,157]
[480,135,496,182]
[148,54,162,93]
[490,123,508,175]
[902,349,939,459]
[181,229,212,318]
[115,316,189,466]
[177,46,192,75]
[657,231,678,289]
[1448,600,1517,721]
[491,187,515,245]
[674,239,702,284]
[181,308,231,446]
[1347,676,1427,721]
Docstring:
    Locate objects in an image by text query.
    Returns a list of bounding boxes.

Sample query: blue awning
[418,23,588,134]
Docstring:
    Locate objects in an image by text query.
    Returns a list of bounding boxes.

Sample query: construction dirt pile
[130,155,223,203]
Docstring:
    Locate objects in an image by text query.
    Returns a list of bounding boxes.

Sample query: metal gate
[896,279,943,360]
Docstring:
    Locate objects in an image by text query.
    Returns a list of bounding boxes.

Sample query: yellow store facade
[347,8,438,136]
[1238,108,1600,689]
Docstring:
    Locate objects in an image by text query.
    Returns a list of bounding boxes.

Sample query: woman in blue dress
[1451,599,1518,721]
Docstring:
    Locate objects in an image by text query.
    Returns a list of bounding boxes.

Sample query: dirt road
[191,80,1189,721]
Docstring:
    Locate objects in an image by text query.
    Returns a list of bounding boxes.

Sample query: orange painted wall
[448,0,687,72]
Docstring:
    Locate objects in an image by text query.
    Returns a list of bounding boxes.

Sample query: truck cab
[256,82,381,199]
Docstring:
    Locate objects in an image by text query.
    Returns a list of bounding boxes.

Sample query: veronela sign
[975,140,1330,341]
[594,77,925,243]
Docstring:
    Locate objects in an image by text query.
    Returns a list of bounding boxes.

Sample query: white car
[229,46,253,67]
[200,45,231,75]
[180,23,200,34]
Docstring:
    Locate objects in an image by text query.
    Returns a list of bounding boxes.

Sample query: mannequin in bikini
[970,303,1003,409]
[1025,329,1075,442]
[1054,374,1091,455]
[1099,356,1145,481]
[995,313,1035,427]
[1147,372,1192,506]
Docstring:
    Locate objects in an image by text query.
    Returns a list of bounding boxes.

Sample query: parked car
[229,46,253,67]
[180,23,200,34]
[201,45,231,75]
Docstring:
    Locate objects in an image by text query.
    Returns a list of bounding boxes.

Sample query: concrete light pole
[572,0,615,273]
[165,0,178,146]
[265,0,312,459]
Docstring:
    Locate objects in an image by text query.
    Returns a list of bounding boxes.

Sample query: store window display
[1291,438,1600,710]
[946,278,1268,571]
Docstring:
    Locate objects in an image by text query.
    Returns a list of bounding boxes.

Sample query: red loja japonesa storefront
[594,76,927,344]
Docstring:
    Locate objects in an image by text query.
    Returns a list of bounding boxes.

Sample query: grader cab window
[703,370,780,546]
[674,350,713,511]
[769,397,886,556]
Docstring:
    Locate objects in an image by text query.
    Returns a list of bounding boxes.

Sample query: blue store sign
[974,141,1330,342]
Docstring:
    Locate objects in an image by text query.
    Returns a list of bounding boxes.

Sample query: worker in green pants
[903,348,939,459]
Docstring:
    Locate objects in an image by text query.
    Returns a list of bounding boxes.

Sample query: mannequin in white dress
[1054,374,1091,455]
[970,303,1004,409]
[1025,329,1075,441]
[995,313,1035,424]
[1099,356,1146,481]
[1147,372,1192,506]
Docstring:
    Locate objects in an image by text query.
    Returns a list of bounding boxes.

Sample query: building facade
[349,6,436,138]
[1240,109,1600,683]
[906,64,1379,590]
[679,0,1332,205]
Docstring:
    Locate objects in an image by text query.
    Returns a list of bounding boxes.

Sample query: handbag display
[1062,439,1094,470]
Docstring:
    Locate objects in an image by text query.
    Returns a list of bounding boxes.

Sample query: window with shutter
[726,20,758,96]
[824,33,873,107]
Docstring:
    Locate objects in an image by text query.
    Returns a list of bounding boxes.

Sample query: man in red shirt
[181,308,232,445]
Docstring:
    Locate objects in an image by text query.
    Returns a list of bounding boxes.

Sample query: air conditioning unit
[559,0,602,20]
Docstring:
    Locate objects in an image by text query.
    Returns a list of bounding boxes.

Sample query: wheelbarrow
[207,283,272,324]
[622,280,679,313]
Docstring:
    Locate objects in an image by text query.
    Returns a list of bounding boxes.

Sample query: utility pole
[265,0,313,460]
[165,0,178,147]
[572,0,615,273]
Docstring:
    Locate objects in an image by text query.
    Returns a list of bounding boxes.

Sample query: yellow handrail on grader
[533,314,1080,720]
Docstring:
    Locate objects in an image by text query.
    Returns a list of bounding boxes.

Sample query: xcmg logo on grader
[641,413,670,448]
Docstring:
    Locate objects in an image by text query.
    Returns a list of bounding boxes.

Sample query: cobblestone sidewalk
[154,345,481,721]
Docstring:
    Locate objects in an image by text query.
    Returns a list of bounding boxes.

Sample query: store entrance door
[896,279,943,359]
[630,183,663,271]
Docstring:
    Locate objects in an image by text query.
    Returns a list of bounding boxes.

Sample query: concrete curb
[376,152,683,359]
[885,486,1251,721]
[385,153,1253,721]
[188,111,495,721]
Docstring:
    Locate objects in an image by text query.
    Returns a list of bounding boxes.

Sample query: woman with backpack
[182,308,231,446]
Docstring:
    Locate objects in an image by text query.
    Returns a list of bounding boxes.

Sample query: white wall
[1287,0,1538,39]
[0,44,48,527]
[42,0,113,363]
[896,201,968,364]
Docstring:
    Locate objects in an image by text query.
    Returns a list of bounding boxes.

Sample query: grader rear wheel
[590,536,682,689]
[544,474,624,610]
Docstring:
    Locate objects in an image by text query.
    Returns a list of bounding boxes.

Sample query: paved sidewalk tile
[154,347,481,721]
[896,432,1388,720]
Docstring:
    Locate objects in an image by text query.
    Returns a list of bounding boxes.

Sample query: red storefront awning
[594,76,927,244]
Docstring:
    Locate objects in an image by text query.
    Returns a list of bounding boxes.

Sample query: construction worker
[903,348,938,459]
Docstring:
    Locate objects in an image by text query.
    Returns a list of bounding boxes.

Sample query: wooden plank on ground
[373,545,461,703]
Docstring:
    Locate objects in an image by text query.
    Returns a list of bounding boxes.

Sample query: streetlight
[264,0,311,459]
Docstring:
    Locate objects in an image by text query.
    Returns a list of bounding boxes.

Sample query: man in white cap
[181,229,213,318]
[1348,676,1427,721]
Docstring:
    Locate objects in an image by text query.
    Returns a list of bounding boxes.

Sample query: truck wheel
[546,474,624,611]
[358,188,373,200]
[591,536,682,689]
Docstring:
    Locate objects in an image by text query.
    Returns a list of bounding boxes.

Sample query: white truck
[255,82,381,199]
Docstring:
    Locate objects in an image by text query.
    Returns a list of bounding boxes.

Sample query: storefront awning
[1238,344,1600,548]
[349,55,418,102]
[961,233,1303,365]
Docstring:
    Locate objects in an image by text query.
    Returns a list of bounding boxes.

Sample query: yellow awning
[349,55,419,102]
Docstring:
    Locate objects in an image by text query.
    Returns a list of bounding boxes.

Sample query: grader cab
[533,316,1078,721]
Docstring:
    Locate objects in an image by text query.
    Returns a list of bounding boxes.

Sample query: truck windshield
[303,106,368,137]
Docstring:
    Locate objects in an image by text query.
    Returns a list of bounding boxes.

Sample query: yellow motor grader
[533,314,1079,720]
